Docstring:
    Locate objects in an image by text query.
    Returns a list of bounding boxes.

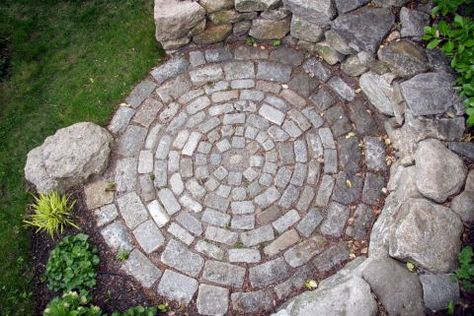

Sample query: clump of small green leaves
[245,36,256,46]
[43,291,102,316]
[24,192,78,238]
[272,39,281,47]
[45,234,100,293]
[447,300,456,315]
[423,0,474,125]
[454,246,474,291]
[111,306,159,316]
[116,249,130,262]
[43,291,162,316]
[431,0,473,16]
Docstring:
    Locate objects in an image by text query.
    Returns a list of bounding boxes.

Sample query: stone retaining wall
[152,1,473,315]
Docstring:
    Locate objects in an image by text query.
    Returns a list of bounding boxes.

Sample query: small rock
[400,7,430,39]
[451,191,474,223]
[361,257,424,316]
[378,40,430,78]
[84,180,114,210]
[420,274,460,311]
[249,17,290,40]
[332,7,394,53]
[290,16,323,42]
[193,23,232,45]
[313,41,345,65]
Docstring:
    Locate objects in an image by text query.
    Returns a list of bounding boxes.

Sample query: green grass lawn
[0,0,164,314]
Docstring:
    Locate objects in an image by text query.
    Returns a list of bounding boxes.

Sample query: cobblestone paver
[90,44,388,314]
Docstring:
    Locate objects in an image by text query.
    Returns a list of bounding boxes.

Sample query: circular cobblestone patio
[91,44,390,314]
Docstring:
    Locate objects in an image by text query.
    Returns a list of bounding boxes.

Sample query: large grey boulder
[415,139,467,203]
[389,198,463,273]
[283,0,336,24]
[419,274,460,311]
[377,40,430,78]
[275,258,377,316]
[332,7,394,53]
[154,0,206,42]
[25,122,112,193]
[361,257,424,316]
[400,72,462,116]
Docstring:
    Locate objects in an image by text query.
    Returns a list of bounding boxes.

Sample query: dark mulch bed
[29,187,196,316]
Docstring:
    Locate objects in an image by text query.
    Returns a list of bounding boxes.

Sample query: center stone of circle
[230,154,243,164]
[222,149,250,172]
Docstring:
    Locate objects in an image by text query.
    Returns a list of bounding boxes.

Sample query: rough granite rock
[389,198,463,273]
[154,0,206,42]
[313,41,345,65]
[420,274,460,312]
[385,114,465,161]
[400,72,462,116]
[25,122,112,193]
[377,40,430,78]
[235,0,281,12]
[290,16,323,43]
[200,0,234,13]
[332,7,394,53]
[193,23,233,45]
[400,7,430,38]
[451,190,474,223]
[275,259,377,316]
[249,17,291,40]
[361,257,424,316]
[341,54,368,77]
[334,0,369,14]
[283,0,336,24]
[359,72,399,116]
[415,139,467,203]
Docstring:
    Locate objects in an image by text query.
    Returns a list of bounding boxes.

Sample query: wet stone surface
[93,44,388,314]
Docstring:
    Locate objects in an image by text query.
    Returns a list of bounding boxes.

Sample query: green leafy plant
[45,234,100,293]
[116,249,130,262]
[447,300,456,315]
[454,246,474,291]
[24,192,78,238]
[111,306,158,316]
[245,36,256,46]
[423,0,474,125]
[43,291,102,316]
[272,39,281,47]
[431,0,472,16]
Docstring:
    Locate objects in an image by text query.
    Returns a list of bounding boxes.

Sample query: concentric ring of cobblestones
[97,44,389,315]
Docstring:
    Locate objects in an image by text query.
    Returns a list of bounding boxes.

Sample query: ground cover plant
[423,0,474,125]
[45,233,99,294]
[0,0,163,313]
